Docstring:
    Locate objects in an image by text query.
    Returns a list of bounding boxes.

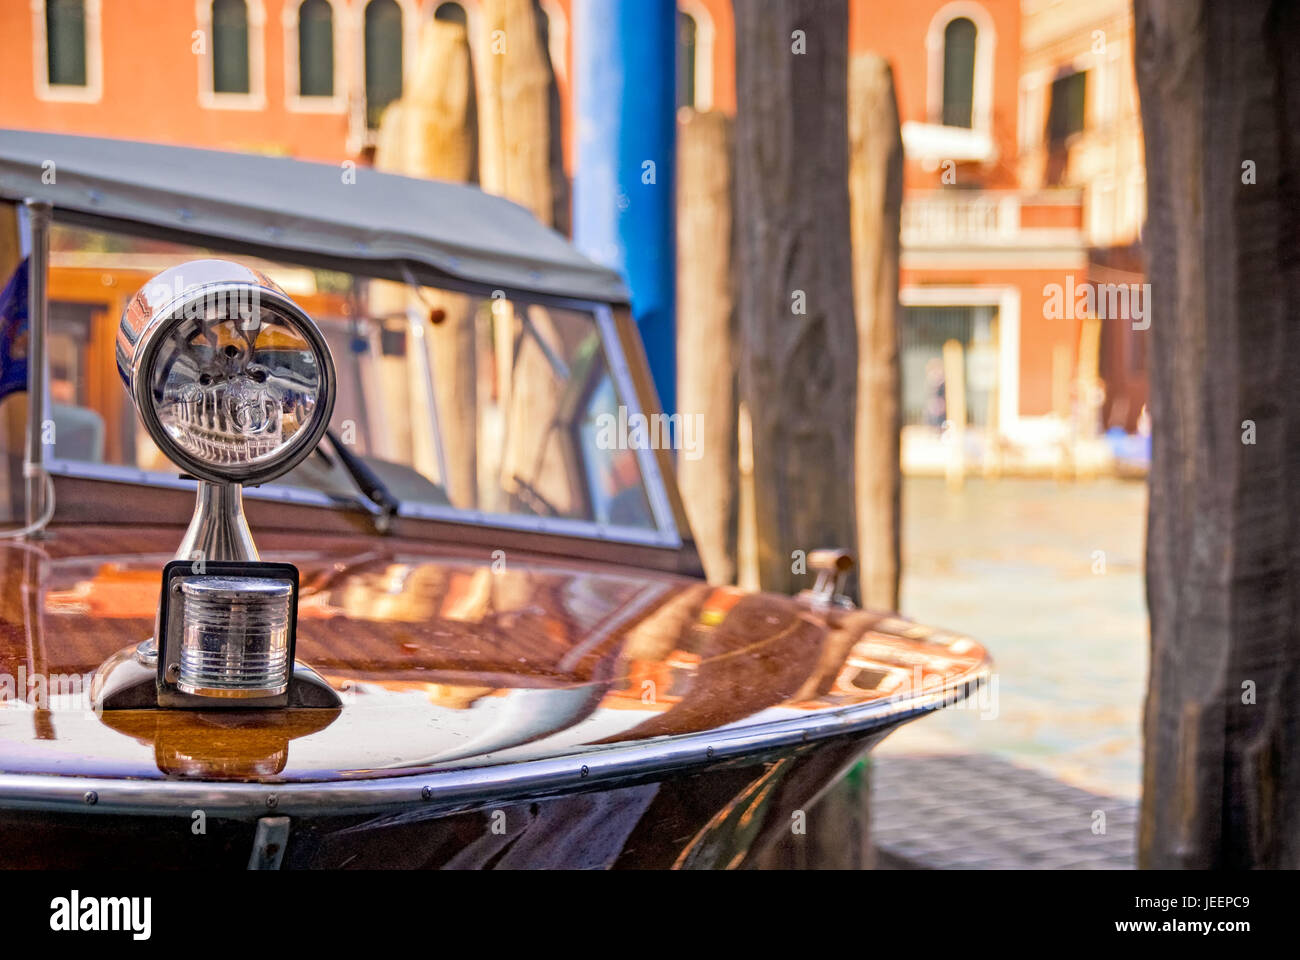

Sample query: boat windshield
[0,220,671,544]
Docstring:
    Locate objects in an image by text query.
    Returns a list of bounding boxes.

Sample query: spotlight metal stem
[174,480,260,563]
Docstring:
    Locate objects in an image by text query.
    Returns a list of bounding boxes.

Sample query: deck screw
[266,794,278,809]
[83,790,97,805]
[421,786,433,800]
[706,746,714,759]
[580,765,589,778]
[165,663,180,683]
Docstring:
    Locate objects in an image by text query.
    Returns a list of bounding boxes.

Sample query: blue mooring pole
[573,0,677,417]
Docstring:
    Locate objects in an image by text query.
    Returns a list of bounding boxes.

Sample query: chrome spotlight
[108,260,338,709]
[118,259,336,491]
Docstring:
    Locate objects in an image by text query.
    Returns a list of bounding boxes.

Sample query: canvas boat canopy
[0,129,629,304]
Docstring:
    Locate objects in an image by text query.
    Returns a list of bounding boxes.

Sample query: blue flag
[0,258,29,401]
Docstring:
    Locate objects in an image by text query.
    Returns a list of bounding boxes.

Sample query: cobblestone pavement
[869,753,1137,869]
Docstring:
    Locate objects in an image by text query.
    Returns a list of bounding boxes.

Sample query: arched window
[676,2,714,112]
[942,16,976,128]
[45,0,87,87]
[677,11,697,110]
[365,0,403,128]
[212,0,251,94]
[432,1,467,27]
[297,0,333,97]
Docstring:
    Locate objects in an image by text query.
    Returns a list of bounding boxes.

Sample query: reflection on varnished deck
[0,525,988,786]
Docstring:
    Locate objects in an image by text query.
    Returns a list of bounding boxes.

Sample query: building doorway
[901,304,999,430]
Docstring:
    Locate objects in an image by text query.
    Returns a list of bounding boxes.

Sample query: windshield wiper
[324,428,400,534]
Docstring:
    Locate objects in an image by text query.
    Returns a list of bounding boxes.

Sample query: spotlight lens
[148,306,324,473]
[120,261,336,484]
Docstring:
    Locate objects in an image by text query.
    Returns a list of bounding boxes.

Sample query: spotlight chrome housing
[117,259,336,487]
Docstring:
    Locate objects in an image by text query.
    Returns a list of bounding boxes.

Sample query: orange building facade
[2,0,1140,470]
[1,0,370,160]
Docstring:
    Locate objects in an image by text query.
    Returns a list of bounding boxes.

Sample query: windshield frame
[32,208,685,553]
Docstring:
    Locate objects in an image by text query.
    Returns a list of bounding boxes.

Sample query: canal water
[882,476,1149,800]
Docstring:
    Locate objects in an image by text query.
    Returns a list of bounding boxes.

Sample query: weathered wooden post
[1075,313,1103,478]
[733,0,858,598]
[849,53,904,610]
[478,0,566,230]
[476,0,571,519]
[943,339,966,491]
[676,109,737,585]
[1051,340,1072,480]
[375,19,478,507]
[1135,0,1300,868]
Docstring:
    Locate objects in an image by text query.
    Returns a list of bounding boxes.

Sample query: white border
[30,0,103,104]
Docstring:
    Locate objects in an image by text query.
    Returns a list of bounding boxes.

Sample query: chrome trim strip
[0,671,987,819]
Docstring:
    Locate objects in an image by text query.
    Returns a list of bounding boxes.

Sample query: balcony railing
[901,190,1084,249]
